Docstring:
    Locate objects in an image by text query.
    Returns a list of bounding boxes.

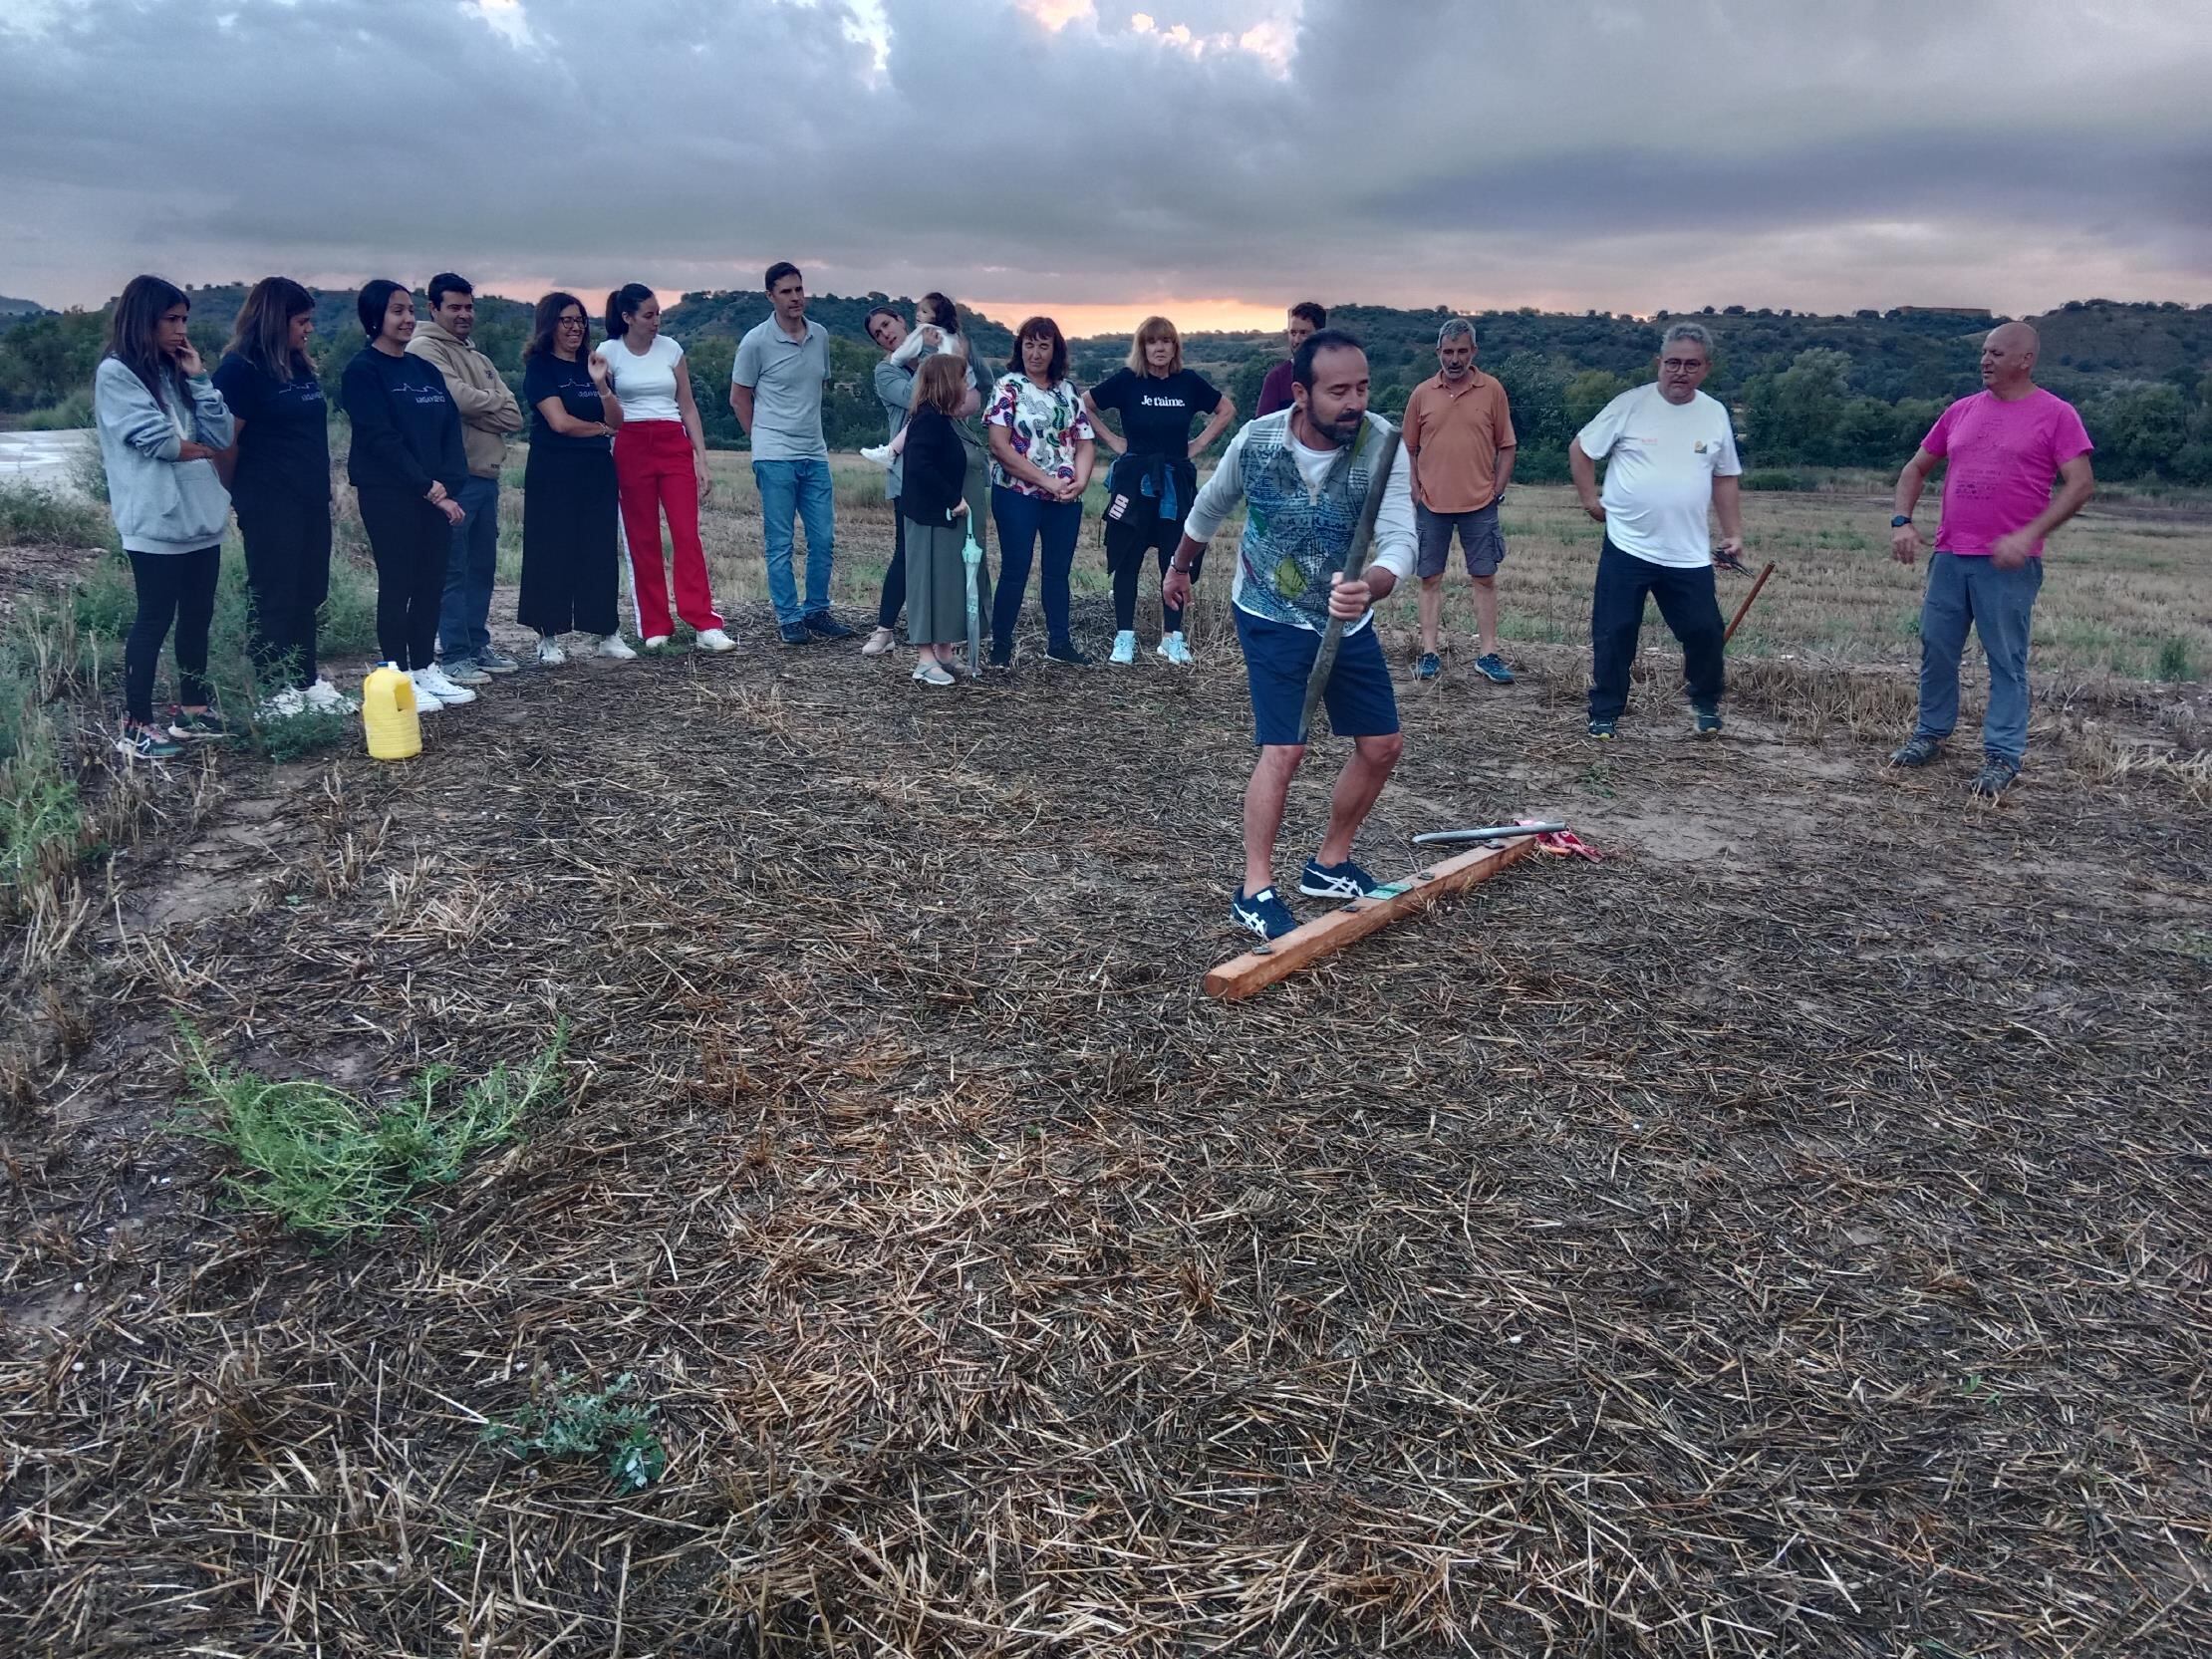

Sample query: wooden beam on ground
[1204,834,1539,1001]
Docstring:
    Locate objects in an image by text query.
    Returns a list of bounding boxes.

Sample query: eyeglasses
[558,316,586,327]
[1661,358,1708,372]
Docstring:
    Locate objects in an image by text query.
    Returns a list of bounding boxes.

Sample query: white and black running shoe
[1298,857,1385,900]
[1230,886,1299,941]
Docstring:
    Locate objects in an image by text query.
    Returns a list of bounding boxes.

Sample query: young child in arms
[862,292,968,468]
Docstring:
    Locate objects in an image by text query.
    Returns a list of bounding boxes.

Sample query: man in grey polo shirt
[730,261,852,644]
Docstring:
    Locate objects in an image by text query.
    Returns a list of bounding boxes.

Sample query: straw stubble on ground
[3,485,2211,1656]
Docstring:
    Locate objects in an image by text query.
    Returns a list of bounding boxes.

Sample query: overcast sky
[3,0,2208,330]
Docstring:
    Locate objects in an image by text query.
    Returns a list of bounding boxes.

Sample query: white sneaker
[408,670,449,711]
[695,628,737,654]
[642,634,671,652]
[1157,632,1193,667]
[861,626,898,657]
[418,664,476,706]
[1109,630,1137,666]
[860,443,894,469]
[258,687,306,720]
[536,636,566,666]
[597,633,638,661]
[302,678,358,713]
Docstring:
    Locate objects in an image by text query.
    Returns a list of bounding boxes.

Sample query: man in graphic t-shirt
[1887,322,2094,798]
[1568,322,1746,739]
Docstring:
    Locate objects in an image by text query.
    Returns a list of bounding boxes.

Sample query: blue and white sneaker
[1298,857,1385,901]
[1230,886,1299,942]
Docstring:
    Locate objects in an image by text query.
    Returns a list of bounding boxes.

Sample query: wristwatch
[1890,514,1913,528]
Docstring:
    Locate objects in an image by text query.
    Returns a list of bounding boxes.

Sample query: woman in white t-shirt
[594,284,731,652]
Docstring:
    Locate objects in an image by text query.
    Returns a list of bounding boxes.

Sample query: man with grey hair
[1568,322,1745,738]
[1403,317,1517,684]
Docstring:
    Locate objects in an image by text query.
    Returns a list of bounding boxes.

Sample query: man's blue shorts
[1235,606,1401,747]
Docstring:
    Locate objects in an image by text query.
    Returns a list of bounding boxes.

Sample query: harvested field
[3,480,2210,1656]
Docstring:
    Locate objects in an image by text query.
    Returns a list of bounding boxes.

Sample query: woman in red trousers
[594,284,733,652]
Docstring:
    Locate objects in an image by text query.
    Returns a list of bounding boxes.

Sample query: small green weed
[2155,635,2197,683]
[480,1372,669,1493]
[0,479,108,549]
[175,1021,569,1243]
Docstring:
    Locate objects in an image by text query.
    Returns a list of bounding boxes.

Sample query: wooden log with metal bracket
[1204,832,1544,1000]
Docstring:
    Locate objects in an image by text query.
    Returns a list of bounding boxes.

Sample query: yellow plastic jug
[362,663,421,760]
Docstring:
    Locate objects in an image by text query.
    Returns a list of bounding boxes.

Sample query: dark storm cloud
[0,0,2206,314]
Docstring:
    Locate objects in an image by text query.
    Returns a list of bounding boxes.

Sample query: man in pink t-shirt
[1885,322,2094,797]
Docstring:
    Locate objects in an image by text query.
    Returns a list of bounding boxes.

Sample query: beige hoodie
[407,317,523,479]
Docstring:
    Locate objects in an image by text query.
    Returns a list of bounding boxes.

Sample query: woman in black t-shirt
[1082,316,1236,666]
[518,292,628,664]
[214,277,346,715]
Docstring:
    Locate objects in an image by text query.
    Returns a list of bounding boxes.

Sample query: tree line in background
[3,286,2209,483]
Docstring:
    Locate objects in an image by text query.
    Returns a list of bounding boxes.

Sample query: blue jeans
[990,485,1082,652]
[438,474,499,663]
[1913,552,2043,765]
[752,457,836,626]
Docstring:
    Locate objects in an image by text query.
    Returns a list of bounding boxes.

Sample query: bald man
[1887,322,2094,797]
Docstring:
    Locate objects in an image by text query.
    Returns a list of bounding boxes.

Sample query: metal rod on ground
[1411,821,1569,847]
[1205,833,1538,1000]
[1296,427,1401,743]
[1724,561,1777,645]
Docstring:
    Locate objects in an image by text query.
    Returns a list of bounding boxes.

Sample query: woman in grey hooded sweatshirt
[94,275,236,759]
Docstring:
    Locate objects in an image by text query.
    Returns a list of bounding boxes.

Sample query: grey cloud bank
[2,0,2207,317]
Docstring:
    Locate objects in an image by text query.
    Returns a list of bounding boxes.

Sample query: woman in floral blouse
[985,316,1095,668]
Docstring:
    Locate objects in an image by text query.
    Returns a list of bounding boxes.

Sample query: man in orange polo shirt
[1403,317,1517,684]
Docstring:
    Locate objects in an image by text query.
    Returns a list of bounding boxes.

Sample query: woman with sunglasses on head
[94,275,237,758]
[213,276,350,718]
[518,293,630,665]
[340,278,477,711]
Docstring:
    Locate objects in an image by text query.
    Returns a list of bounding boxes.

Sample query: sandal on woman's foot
[912,661,956,687]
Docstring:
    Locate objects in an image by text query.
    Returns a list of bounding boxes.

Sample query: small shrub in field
[2156,635,2197,684]
[481,1372,668,1493]
[73,550,137,640]
[19,390,95,430]
[70,442,110,505]
[1742,468,1806,492]
[175,1020,569,1244]
[316,553,381,657]
[0,480,108,549]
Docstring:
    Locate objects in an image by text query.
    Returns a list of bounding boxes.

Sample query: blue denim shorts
[1235,606,1400,747]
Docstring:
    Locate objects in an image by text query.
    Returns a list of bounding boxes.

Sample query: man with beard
[1163,330,1415,942]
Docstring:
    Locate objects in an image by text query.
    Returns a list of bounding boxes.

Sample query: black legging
[236,487,332,690]
[357,487,449,671]
[125,547,219,724]
[1103,456,1191,634]
[1110,541,1184,635]
[877,498,906,630]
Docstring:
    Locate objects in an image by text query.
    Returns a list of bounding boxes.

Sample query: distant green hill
[5,286,2207,478]
[0,295,46,319]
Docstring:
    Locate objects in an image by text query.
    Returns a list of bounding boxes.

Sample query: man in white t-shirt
[1568,323,1746,738]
